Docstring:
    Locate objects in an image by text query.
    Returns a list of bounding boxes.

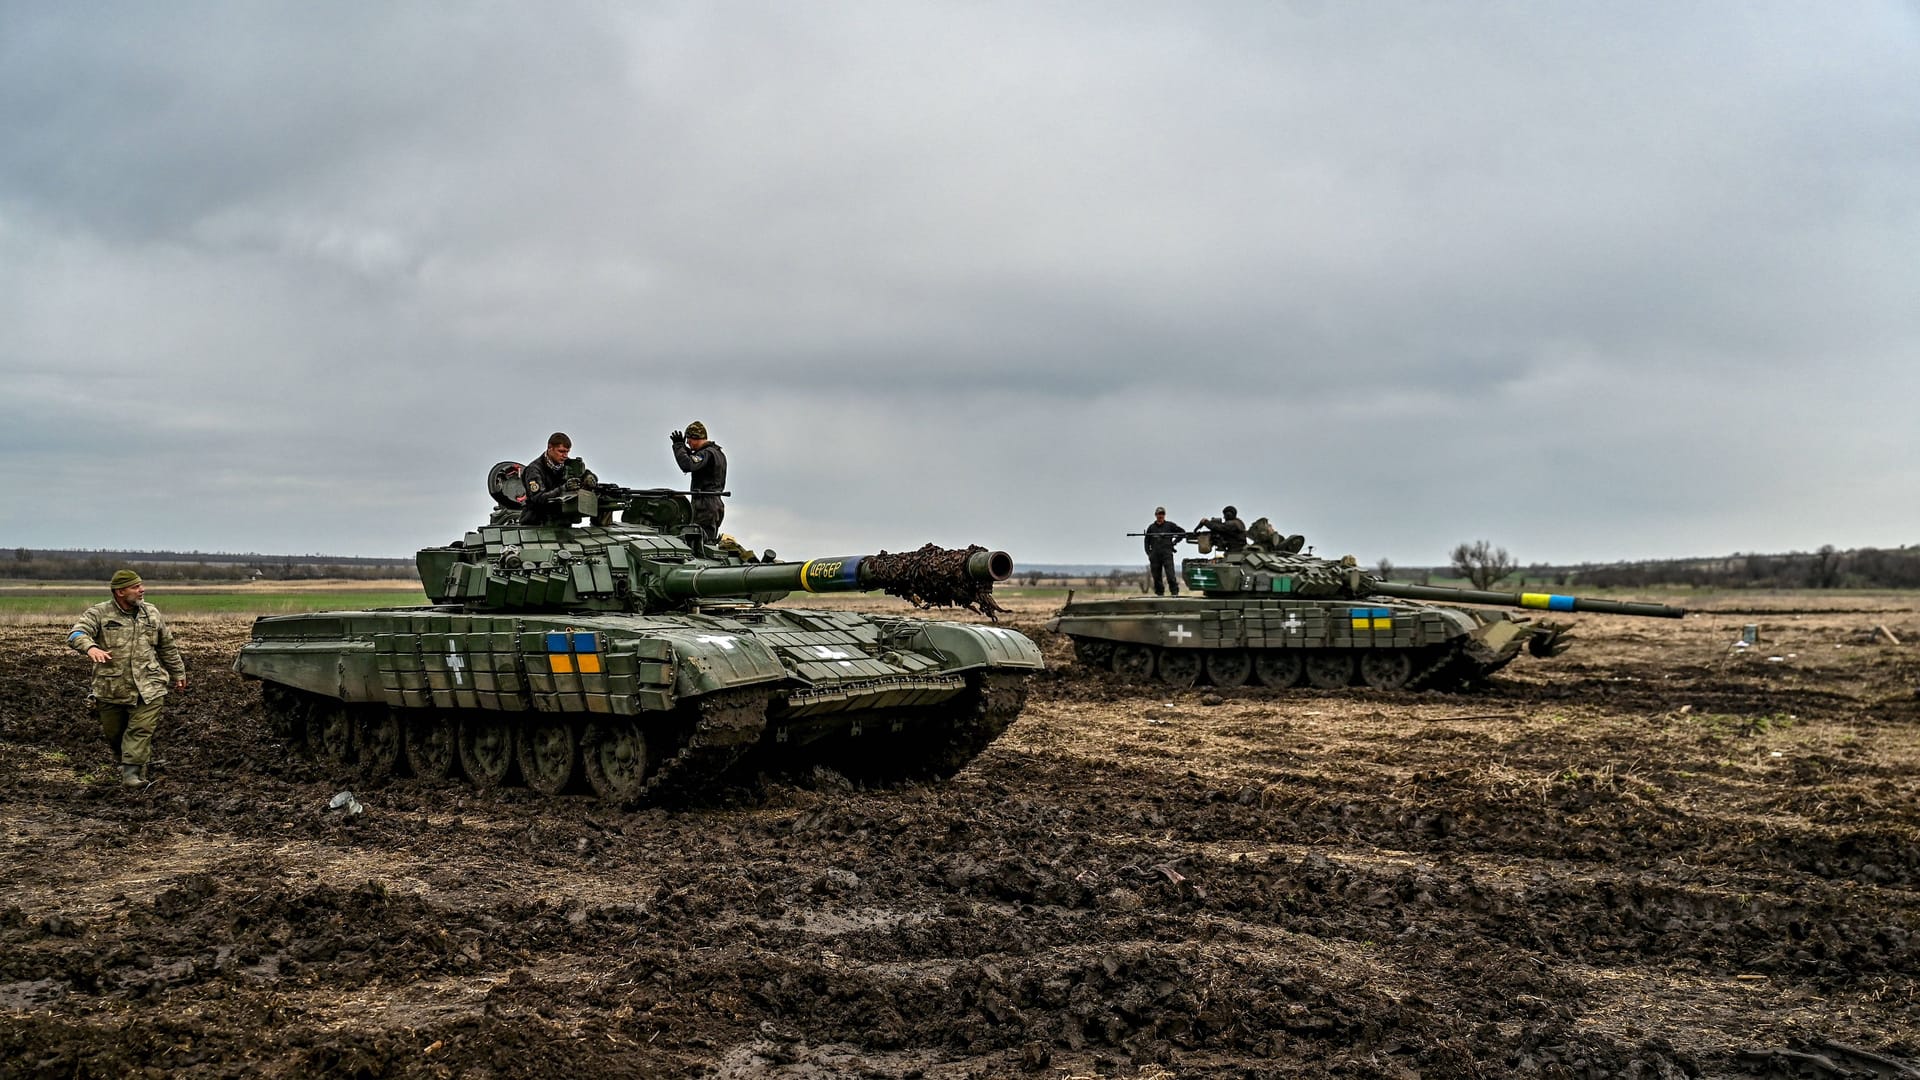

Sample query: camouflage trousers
[98,699,164,767]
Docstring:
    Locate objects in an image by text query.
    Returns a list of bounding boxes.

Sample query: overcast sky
[3,2,1916,570]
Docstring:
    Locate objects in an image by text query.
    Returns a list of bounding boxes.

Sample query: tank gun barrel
[657,544,1013,616]
[659,547,1009,598]
[1368,579,1684,618]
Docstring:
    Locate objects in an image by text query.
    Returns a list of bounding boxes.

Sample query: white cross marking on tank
[812,645,853,659]
[1283,613,1303,635]
[1167,625,1194,643]
[696,635,738,650]
[446,650,467,685]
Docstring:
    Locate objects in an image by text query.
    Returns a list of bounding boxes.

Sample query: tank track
[1080,640,1482,692]
[629,687,770,805]
[256,683,773,805]
[815,670,1030,783]
[1406,644,1467,690]
[914,669,1030,779]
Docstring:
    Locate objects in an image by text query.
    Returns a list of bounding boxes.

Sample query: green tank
[234,460,1043,806]
[1047,534,1683,690]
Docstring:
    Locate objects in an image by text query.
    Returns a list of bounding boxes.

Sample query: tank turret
[235,460,1042,807]
[1184,548,1683,619]
[1048,534,1683,691]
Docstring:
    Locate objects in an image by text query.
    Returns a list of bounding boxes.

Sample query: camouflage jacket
[68,600,186,704]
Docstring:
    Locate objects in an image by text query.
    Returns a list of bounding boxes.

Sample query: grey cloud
[3,2,1916,566]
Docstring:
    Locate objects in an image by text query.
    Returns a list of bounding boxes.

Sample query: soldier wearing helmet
[1196,505,1248,554]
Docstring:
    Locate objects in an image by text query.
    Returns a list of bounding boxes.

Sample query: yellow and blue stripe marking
[1348,607,1393,631]
[798,557,863,593]
[1520,593,1578,612]
[545,630,602,674]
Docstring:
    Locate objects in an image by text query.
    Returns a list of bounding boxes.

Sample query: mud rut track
[2,595,1918,1079]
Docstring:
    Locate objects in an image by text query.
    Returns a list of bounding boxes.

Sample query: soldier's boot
[120,764,145,787]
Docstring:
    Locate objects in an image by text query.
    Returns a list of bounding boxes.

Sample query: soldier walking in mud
[671,420,727,540]
[1144,506,1185,596]
[67,570,187,786]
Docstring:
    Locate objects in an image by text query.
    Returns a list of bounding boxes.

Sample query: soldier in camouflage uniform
[67,570,187,786]
[671,420,728,540]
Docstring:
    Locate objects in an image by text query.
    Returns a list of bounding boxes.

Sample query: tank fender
[649,629,788,696]
[903,622,1044,670]
[233,640,379,702]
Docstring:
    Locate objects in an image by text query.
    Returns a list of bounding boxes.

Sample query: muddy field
[3,592,1918,1079]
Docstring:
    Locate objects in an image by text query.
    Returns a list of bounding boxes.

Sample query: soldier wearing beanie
[67,570,187,786]
[669,420,728,540]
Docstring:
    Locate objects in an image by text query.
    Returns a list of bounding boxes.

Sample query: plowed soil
[4,593,1918,1079]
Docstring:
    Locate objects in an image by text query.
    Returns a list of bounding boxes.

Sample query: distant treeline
[1551,545,1920,591]
[4,547,414,582]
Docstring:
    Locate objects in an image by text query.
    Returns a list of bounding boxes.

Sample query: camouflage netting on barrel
[864,544,1009,620]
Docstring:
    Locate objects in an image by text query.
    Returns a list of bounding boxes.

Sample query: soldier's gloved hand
[563,477,582,493]
[670,430,685,445]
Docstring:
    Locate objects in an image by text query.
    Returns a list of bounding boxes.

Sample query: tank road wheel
[517,717,580,796]
[582,719,650,808]
[458,715,518,789]
[1112,644,1156,682]
[1158,650,1201,688]
[1359,651,1415,691]
[357,707,404,778]
[1254,652,1304,688]
[404,712,460,781]
[1305,652,1357,689]
[1205,650,1253,688]
[312,702,355,765]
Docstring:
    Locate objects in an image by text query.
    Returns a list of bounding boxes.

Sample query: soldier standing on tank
[67,570,187,787]
[1144,506,1185,596]
[671,420,727,539]
[1196,505,1249,554]
[521,432,585,526]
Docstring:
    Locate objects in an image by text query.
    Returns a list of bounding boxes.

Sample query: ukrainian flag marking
[1521,593,1578,612]
[544,629,602,674]
[1349,606,1393,631]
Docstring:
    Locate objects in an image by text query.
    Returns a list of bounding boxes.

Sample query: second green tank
[1047,537,1683,690]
